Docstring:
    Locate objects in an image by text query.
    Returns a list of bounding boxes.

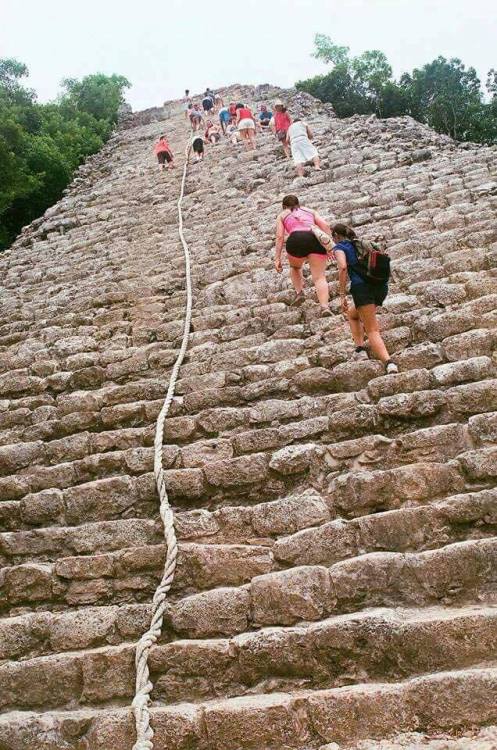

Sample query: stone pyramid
[0,84,496,749]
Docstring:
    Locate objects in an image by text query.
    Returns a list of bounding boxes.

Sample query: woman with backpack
[332,223,398,374]
[275,195,333,314]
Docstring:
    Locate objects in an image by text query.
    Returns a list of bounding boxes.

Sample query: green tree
[61,73,130,124]
[0,61,131,250]
[297,37,497,144]
[400,57,485,141]
[297,34,404,118]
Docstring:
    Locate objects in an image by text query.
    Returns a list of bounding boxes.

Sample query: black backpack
[350,238,391,285]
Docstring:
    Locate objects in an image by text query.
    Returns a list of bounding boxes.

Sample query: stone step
[0,665,496,749]
[166,537,497,638]
[275,488,497,567]
[0,541,273,613]
[1,605,496,712]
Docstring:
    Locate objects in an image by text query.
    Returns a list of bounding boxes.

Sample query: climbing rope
[131,137,193,750]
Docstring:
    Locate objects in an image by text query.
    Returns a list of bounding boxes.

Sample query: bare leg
[308,254,329,308]
[296,163,304,177]
[313,156,321,170]
[249,129,256,149]
[347,304,365,346]
[357,304,390,363]
[288,256,305,294]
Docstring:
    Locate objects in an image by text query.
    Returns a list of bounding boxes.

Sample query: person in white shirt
[286,118,321,177]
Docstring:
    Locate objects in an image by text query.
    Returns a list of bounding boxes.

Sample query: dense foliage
[0,60,130,250]
[297,35,497,144]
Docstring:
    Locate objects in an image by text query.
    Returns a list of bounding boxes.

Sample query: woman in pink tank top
[274,194,333,314]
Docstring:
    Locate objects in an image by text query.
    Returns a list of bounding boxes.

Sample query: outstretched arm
[334,249,349,314]
[275,216,285,272]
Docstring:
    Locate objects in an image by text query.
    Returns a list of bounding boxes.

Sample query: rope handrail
[131,137,193,750]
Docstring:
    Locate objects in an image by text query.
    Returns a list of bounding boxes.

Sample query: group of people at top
[179,89,322,174]
[152,89,399,375]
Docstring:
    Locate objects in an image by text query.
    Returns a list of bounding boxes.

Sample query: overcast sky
[1,0,495,111]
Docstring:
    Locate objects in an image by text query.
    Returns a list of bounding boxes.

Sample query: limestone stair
[0,84,496,748]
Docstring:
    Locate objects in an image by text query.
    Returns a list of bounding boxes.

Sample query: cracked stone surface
[0,83,496,749]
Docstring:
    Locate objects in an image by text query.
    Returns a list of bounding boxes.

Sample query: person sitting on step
[258,104,273,129]
[274,194,333,316]
[332,223,398,374]
[205,120,222,144]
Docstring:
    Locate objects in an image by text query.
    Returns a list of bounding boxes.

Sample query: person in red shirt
[228,101,237,124]
[153,136,174,171]
[235,103,256,150]
[271,100,292,158]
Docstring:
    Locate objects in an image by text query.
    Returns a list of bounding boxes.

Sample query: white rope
[132,138,193,750]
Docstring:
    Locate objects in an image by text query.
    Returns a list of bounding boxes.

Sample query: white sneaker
[385,360,399,375]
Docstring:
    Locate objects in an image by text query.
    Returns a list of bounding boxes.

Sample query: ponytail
[332,223,356,241]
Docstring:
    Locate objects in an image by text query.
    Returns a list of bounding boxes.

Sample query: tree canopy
[297,35,497,144]
[0,60,130,250]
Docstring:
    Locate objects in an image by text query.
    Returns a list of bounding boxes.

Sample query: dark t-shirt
[335,240,365,286]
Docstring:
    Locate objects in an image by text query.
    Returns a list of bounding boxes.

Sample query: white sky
[1,0,495,111]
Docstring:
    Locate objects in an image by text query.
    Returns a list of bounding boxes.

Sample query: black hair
[236,102,244,109]
[332,223,356,240]
[282,195,299,211]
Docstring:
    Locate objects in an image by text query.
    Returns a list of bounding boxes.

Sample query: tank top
[274,111,291,132]
[237,107,253,120]
[282,207,315,233]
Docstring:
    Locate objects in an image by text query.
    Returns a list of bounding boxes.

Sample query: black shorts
[203,100,213,112]
[192,139,204,154]
[350,282,388,308]
[157,151,172,164]
[286,231,326,258]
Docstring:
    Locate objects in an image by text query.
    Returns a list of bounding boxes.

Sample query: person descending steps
[275,194,333,315]
[153,135,175,171]
[258,103,273,129]
[332,223,398,374]
[286,117,321,177]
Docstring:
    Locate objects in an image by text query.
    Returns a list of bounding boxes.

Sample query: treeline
[0,59,130,250]
[297,35,497,144]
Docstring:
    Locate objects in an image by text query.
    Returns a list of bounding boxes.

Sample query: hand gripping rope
[132,140,193,750]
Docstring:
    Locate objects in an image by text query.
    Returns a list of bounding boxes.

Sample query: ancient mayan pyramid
[0,85,496,750]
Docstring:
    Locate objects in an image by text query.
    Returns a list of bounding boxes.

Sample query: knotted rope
[132,139,193,750]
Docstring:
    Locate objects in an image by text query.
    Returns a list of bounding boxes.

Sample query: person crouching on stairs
[154,136,175,171]
[332,223,398,374]
[191,133,205,162]
[275,194,333,316]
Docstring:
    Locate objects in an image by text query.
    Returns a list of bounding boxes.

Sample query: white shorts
[238,118,255,131]
[291,137,318,165]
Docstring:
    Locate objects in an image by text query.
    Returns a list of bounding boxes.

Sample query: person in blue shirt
[259,104,273,128]
[332,223,398,374]
[218,106,231,134]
